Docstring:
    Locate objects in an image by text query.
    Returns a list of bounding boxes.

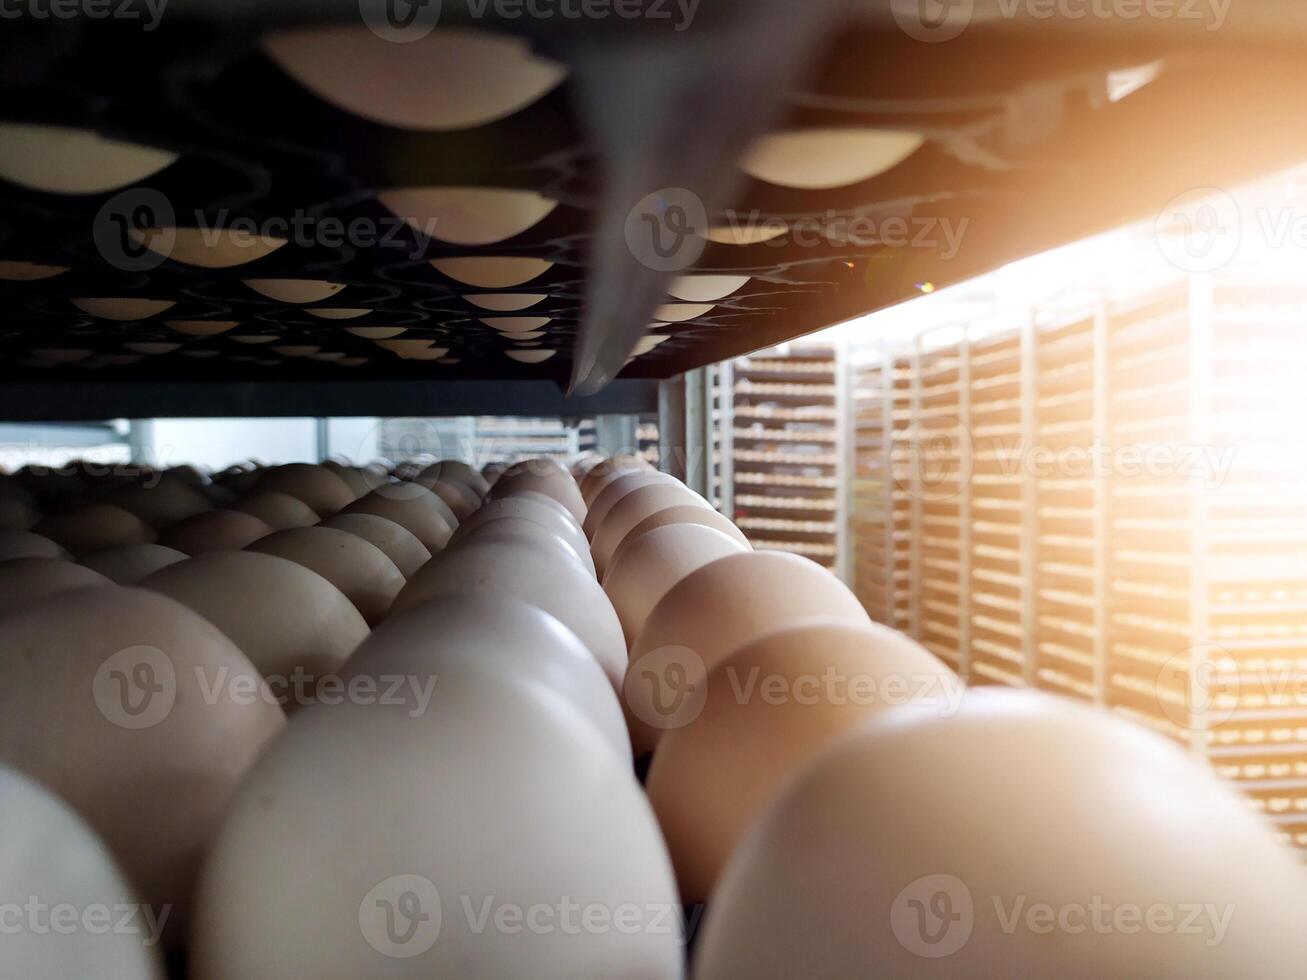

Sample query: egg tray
[6,9,1307,416]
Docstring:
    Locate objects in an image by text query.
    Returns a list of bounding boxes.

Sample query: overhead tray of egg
[0,12,961,388]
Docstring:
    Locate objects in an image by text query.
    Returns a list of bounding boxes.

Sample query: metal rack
[718,342,852,579]
[850,276,1307,850]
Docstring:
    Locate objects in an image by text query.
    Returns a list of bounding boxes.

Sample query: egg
[490,463,587,524]
[143,552,368,687]
[246,527,404,626]
[583,471,677,541]
[344,593,629,760]
[232,491,320,530]
[626,551,870,755]
[0,557,111,618]
[190,638,680,979]
[104,478,212,531]
[695,688,1307,978]
[590,482,711,578]
[456,516,593,575]
[80,543,188,584]
[0,765,167,979]
[648,622,960,903]
[320,513,431,578]
[0,529,68,561]
[420,478,480,521]
[34,504,156,556]
[159,509,274,555]
[392,536,626,690]
[580,455,652,506]
[320,461,377,499]
[0,496,38,531]
[0,587,285,943]
[617,504,752,553]
[603,524,749,647]
[452,493,591,570]
[253,464,356,517]
[419,459,491,499]
[482,461,507,486]
[341,486,456,552]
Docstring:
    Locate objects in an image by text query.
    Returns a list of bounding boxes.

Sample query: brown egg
[1,765,168,979]
[490,464,587,524]
[0,557,110,617]
[618,504,752,553]
[626,551,870,754]
[320,461,376,499]
[232,491,319,530]
[34,503,156,555]
[458,516,593,574]
[320,513,431,578]
[583,471,678,541]
[591,481,710,578]
[341,485,455,552]
[0,529,68,561]
[198,482,238,508]
[143,551,368,686]
[695,688,1307,978]
[343,593,629,761]
[418,459,490,498]
[580,454,652,506]
[164,464,206,486]
[393,536,627,690]
[104,478,212,531]
[603,524,749,647]
[160,509,273,555]
[421,478,480,521]
[481,461,507,486]
[190,617,680,979]
[648,622,960,903]
[254,463,355,517]
[0,496,38,531]
[247,526,404,626]
[80,543,188,584]
[0,587,285,944]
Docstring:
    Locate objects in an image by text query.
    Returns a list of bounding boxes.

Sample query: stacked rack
[724,344,849,576]
[851,278,1307,850]
[380,418,594,466]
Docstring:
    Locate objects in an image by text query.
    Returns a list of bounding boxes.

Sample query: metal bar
[1020,307,1040,688]
[684,368,708,498]
[1091,291,1111,707]
[909,337,924,641]
[658,376,687,481]
[957,331,973,684]
[0,380,661,422]
[717,358,735,519]
[833,335,854,586]
[1187,275,1214,766]
[315,418,329,462]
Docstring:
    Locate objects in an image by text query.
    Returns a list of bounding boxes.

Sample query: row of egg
[4,452,1307,977]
